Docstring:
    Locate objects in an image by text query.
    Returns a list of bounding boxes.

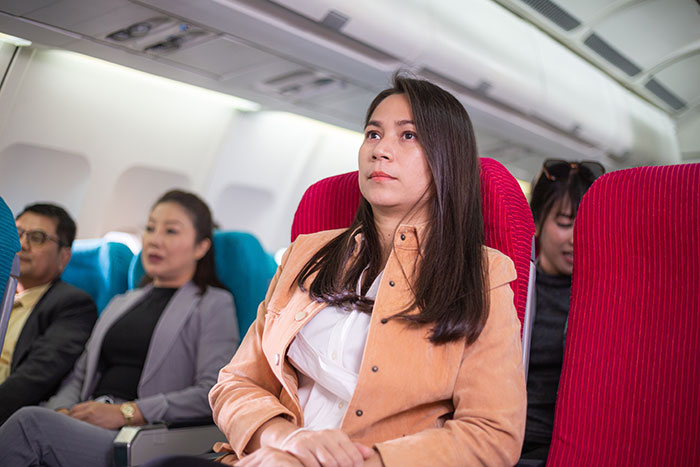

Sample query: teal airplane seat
[62,239,134,313]
[0,197,21,350]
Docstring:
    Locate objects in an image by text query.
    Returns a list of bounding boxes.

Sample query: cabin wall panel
[205,111,361,252]
[677,112,700,160]
[0,48,236,237]
[0,143,90,224]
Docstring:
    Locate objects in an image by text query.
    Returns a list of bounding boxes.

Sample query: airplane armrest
[113,419,226,467]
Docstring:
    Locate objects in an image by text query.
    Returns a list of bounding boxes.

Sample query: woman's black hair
[143,190,223,294]
[530,165,601,231]
[295,74,488,345]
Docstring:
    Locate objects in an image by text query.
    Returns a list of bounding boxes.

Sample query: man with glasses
[0,203,96,425]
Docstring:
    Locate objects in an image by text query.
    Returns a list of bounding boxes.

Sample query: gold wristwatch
[120,402,136,426]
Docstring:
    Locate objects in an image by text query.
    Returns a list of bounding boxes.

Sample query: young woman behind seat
[521,160,604,461]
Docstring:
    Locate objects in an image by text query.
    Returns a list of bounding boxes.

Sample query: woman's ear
[194,238,212,261]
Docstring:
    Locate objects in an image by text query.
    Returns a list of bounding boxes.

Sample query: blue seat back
[129,230,277,339]
[62,239,134,313]
[0,197,21,349]
[0,197,20,305]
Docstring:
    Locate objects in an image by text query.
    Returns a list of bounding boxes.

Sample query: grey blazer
[46,282,239,423]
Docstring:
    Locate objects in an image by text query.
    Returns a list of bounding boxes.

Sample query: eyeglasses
[17,228,63,247]
[541,159,606,182]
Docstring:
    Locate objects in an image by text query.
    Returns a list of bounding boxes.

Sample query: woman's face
[358,93,433,223]
[538,197,575,276]
[141,201,210,288]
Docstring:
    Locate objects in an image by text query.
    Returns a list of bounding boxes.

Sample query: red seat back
[291,157,534,326]
[548,164,700,466]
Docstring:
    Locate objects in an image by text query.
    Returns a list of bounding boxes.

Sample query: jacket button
[400,233,406,241]
[389,281,395,287]
[380,318,388,324]
[274,354,280,365]
[356,410,363,417]
[371,366,378,372]
[294,311,307,321]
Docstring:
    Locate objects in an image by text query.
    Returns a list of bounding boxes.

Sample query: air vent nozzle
[106,17,170,42]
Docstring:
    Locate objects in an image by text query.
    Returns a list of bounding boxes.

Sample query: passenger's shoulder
[203,285,234,303]
[483,247,517,290]
[286,228,347,261]
[293,228,346,247]
[46,280,95,305]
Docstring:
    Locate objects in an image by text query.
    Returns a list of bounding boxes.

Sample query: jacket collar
[350,221,430,254]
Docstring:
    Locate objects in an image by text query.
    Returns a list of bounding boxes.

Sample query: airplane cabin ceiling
[0,0,697,168]
[494,0,700,160]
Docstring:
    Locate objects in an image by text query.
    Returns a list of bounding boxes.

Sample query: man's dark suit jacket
[0,279,97,424]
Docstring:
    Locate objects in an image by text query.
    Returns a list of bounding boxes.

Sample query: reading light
[0,33,31,47]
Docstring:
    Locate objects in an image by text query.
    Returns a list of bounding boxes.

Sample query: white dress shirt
[287,270,383,430]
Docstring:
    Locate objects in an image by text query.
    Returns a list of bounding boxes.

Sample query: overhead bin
[269,0,679,165]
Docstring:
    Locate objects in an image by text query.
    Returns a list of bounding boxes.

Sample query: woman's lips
[369,171,396,180]
[147,253,163,263]
[563,252,574,264]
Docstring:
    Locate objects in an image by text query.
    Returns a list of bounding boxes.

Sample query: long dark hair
[530,165,601,231]
[143,190,223,294]
[296,75,488,345]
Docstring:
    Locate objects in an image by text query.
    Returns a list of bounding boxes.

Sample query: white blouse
[287,270,383,430]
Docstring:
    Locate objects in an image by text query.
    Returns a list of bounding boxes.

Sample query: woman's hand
[235,447,305,466]
[68,401,126,429]
[281,429,374,467]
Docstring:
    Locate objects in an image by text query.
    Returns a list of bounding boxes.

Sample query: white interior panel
[213,184,275,234]
[164,36,273,79]
[653,55,700,103]
[66,2,162,37]
[0,0,58,17]
[593,0,700,69]
[0,48,239,237]
[204,110,361,251]
[102,166,191,235]
[0,143,90,225]
[25,0,130,30]
[677,112,700,157]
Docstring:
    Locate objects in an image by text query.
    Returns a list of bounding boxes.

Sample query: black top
[522,265,572,459]
[92,287,177,401]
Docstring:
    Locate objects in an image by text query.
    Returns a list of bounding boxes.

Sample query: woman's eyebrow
[397,119,415,126]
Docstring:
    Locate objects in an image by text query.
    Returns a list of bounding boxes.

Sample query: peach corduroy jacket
[209,225,526,466]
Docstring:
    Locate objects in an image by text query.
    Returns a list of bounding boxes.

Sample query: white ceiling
[0,0,697,174]
[494,0,700,160]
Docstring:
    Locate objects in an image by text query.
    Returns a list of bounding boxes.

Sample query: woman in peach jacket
[209,76,526,467]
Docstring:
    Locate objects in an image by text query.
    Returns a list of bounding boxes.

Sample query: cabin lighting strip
[0,32,31,47]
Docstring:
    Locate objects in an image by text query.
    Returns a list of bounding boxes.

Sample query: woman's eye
[166,228,179,235]
[365,130,380,140]
[403,131,417,140]
[145,225,155,233]
[556,222,573,228]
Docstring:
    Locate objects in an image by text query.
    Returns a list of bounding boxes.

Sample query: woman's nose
[372,139,394,161]
[144,230,162,246]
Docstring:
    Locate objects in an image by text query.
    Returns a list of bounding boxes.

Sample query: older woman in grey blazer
[0,190,239,467]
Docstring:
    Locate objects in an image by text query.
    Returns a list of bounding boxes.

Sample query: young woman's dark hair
[143,190,224,294]
[296,74,488,345]
[530,161,603,230]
